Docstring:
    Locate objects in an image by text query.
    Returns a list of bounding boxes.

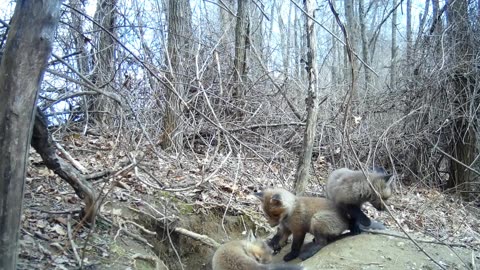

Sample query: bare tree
[391,0,398,88]
[294,0,320,195]
[447,0,476,199]
[406,0,412,65]
[358,0,371,92]
[90,0,118,126]
[232,0,250,114]
[0,1,61,268]
[160,0,192,150]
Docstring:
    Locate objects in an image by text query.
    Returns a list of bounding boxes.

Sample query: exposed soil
[17,134,479,270]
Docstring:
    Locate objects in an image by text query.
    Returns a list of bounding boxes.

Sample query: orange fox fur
[212,232,304,270]
[254,188,349,261]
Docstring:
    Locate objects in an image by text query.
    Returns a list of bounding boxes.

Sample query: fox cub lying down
[254,188,349,261]
[212,231,304,270]
[326,167,394,234]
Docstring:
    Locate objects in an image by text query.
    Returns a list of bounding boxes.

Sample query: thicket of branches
[1,0,478,200]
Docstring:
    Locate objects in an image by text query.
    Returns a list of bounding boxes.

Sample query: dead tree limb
[31,107,99,222]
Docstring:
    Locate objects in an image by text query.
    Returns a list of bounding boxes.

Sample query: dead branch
[67,214,81,267]
[55,142,88,174]
[31,107,99,223]
[174,227,220,248]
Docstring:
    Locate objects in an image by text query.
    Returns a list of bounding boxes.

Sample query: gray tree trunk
[294,0,320,195]
[406,0,412,65]
[232,0,249,107]
[358,0,371,92]
[91,0,117,126]
[344,0,357,92]
[447,0,476,200]
[390,0,398,88]
[0,1,61,268]
[160,0,192,151]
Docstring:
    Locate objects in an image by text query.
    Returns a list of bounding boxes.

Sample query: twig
[67,214,82,267]
[124,220,157,236]
[118,227,154,248]
[55,142,88,174]
[430,141,480,177]
[173,227,220,248]
[132,254,169,270]
[31,208,82,214]
[84,170,110,180]
[227,122,306,132]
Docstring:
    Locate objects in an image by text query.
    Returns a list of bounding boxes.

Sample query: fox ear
[270,193,283,206]
[253,191,264,200]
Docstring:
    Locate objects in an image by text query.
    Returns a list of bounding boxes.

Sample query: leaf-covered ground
[18,133,479,269]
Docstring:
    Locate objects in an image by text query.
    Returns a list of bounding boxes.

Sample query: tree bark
[358,0,371,92]
[344,0,357,92]
[447,0,476,200]
[160,0,192,151]
[31,108,99,223]
[0,1,61,268]
[294,0,320,195]
[390,0,398,88]
[90,0,117,125]
[406,0,412,65]
[232,0,249,116]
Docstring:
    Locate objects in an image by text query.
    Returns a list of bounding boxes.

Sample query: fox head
[253,188,296,227]
[244,231,273,264]
[369,173,394,210]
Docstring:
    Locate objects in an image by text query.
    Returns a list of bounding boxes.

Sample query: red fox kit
[212,232,304,270]
[254,188,349,262]
[326,167,393,234]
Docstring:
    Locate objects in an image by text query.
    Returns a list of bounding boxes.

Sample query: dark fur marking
[283,233,306,261]
[268,234,283,254]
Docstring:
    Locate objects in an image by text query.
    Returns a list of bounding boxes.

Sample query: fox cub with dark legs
[326,167,394,234]
[212,231,304,270]
[254,188,349,262]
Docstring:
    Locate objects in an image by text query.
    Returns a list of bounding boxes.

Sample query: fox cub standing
[326,167,393,234]
[254,188,349,262]
[212,231,304,270]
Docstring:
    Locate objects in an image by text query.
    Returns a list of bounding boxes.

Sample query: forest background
[0,0,479,269]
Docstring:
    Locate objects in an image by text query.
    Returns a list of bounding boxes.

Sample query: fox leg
[283,232,306,262]
[344,205,370,235]
[298,236,327,261]
[268,225,291,254]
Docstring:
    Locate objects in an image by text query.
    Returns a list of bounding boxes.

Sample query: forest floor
[17,133,480,270]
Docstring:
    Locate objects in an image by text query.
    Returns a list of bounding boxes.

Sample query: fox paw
[283,251,299,262]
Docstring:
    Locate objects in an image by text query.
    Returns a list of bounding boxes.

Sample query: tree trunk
[0,1,61,268]
[447,0,476,200]
[90,0,117,126]
[406,0,412,65]
[432,0,442,33]
[358,0,371,92]
[344,0,357,92]
[390,0,398,88]
[294,0,320,195]
[232,0,249,116]
[160,0,192,151]
[31,108,99,224]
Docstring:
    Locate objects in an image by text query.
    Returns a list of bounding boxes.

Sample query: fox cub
[254,188,349,262]
[212,231,304,270]
[326,167,393,234]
